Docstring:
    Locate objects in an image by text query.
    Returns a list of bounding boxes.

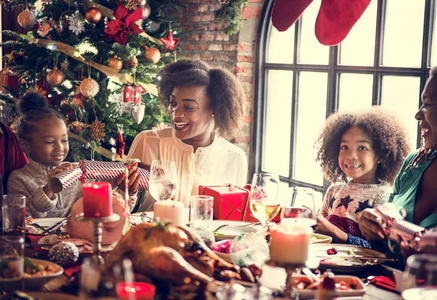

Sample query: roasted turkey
[103,222,242,298]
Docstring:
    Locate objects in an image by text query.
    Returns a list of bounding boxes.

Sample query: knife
[41,218,69,234]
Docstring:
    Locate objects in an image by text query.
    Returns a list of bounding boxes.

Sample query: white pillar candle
[270,222,312,265]
[153,200,187,227]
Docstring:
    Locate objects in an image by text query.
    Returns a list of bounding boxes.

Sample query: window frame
[253,0,433,193]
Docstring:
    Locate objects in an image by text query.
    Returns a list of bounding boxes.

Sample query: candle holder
[266,260,306,299]
[75,213,120,265]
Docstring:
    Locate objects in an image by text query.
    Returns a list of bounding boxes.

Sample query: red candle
[116,282,156,300]
[82,182,113,217]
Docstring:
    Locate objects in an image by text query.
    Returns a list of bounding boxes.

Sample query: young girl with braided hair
[8,92,139,217]
[314,107,411,247]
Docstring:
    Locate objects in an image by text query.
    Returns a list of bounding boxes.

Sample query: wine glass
[401,254,437,300]
[273,187,317,299]
[149,160,177,202]
[249,172,280,226]
[282,186,317,228]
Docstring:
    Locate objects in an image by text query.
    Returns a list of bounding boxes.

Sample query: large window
[254,0,434,208]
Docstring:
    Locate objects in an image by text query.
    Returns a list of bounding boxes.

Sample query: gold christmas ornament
[46,67,65,87]
[144,46,161,64]
[80,77,99,98]
[85,5,102,24]
[17,10,36,30]
[108,55,123,70]
[69,121,87,134]
[90,119,106,142]
[124,55,138,70]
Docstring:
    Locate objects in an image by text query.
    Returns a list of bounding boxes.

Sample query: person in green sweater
[359,66,437,265]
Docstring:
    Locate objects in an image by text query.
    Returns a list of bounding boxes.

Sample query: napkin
[370,275,397,292]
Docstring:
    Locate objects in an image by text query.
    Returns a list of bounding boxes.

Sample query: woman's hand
[114,162,141,195]
[315,214,348,243]
[45,162,75,197]
[358,208,386,241]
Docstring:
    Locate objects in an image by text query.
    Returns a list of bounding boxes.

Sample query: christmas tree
[0,0,183,162]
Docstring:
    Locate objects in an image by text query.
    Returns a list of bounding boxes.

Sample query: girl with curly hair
[128,59,247,211]
[314,107,411,247]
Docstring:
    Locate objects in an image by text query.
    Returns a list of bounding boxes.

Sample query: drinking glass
[2,195,26,236]
[149,160,177,202]
[282,187,317,228]
[249,172,280,226]
[401,254,437,300]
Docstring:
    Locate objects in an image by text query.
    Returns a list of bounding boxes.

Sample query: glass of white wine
[249,172,280,226]
[149,160,177,202]
[401,254,437,300]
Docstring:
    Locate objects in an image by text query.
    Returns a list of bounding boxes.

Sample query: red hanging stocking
[271,0,314,32]
[315,0,372,46]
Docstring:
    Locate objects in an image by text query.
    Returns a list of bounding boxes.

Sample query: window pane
[431,4,437,67]
[263,70,293,177]
[380,76,420,149]
[382,0,425,67]
[338,0,377,66]
[298,0,329,65]
[266,20,294,64]
[293,72,327,186]
[338,73,373,111]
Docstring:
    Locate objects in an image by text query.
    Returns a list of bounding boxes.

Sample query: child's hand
[358,208,386,241]
[45,163,74,197]
[114,162,140,195]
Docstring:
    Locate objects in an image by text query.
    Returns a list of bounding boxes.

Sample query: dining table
[16,215,406,300]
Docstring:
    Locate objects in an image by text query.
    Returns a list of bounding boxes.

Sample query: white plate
[31,218,66,228]
[294,275,366,299]
[308,243,388,271]
[212,220,264,241]
[27,218,66,234]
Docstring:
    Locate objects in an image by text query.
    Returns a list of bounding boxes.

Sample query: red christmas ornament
[160,29,180,52]
[103,2,143,45]
[116,132,126,158]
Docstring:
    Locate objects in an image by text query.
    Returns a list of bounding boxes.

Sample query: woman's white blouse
[127,127,248,209]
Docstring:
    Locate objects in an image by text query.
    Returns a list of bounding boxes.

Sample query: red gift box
[123,84,142,103]
[199,185,251,221]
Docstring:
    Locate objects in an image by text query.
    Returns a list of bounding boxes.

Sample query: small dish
[294,275,366,299]
[310,233,333,244]
[213,220,264,241]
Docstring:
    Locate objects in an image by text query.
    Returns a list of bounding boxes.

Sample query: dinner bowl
[0,258,64,291]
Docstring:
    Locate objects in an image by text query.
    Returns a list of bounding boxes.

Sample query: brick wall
[175,0,266,172]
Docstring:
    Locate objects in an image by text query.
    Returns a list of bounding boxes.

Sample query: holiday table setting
[17,193,404,299]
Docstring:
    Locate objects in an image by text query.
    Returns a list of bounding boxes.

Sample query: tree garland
[215,0,249,35]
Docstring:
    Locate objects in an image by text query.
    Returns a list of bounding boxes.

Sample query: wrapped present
[123,84,142,103]
[199,184,251,221]
[49,160,150,193]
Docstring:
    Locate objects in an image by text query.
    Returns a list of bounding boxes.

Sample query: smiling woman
[128,59,248,211]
